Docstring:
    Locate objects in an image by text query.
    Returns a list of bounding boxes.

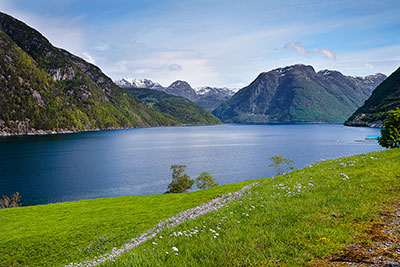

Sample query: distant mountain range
[1,10,388,135]
[124,87,221,125]
[212,64,386,123]
[116,78,165,91]
[115,78,236,111]
[345,66,400,127]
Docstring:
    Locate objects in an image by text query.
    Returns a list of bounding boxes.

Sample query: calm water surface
[0,124,382,205]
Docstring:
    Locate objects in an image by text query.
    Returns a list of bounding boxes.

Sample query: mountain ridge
[115,78,237,111]
[123,87,221,125]
[212,64,386,123]
[0,12,177,136]
[345,66,400,127]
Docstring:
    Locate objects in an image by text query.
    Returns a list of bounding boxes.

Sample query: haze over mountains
[212,64,386,123]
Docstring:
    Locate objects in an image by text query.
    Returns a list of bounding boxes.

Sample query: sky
[0,0,399,88]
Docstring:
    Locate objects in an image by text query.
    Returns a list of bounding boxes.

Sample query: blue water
[0,124,382,205]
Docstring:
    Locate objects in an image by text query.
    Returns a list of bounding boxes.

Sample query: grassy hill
[345,66,400,127]
[1,149,399,266]
[124,87,221,125]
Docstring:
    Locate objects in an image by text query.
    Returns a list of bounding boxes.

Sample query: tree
[167,165,194,193]
[378,108,400,149]
[196,172,219,189]
[268,155,295,176]
[0,192,22,209]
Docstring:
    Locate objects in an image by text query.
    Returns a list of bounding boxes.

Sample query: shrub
[167,165,194,193]
[196,172,219,189]
[268,155,295,176]
[0,192,22,209]
[378,108,400,148]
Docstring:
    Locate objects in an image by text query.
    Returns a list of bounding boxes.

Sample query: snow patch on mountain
[115,78,164,90]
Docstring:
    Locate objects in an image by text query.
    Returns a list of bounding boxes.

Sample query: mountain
[124,87,221,125]
[114,78,237,112]
[195,87,236,112]
[212,64,386,123]
[345,67,400,127]
[0,12,176,136]
[115,78,165,91]
[165,80,198,102]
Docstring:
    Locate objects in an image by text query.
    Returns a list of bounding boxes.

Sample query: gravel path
[66,183,258,267]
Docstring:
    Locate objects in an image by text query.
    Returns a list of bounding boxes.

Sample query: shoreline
[0,121,381,138]
[0,122,225,138]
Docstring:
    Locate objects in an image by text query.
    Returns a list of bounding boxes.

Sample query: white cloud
[93,42,109,52]
[159,64,183,72]
[82,52,96,64]
[102,48,217,87]
[108,60,128,73]
[283,42,336,60]
[364,63,374,69]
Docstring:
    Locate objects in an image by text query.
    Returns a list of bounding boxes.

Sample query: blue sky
[1,0,399,88]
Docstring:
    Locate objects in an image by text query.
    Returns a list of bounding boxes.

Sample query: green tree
[196,172,219,189]
[167,165,194,193]
[268,155,295,176]
[378,108,400,148]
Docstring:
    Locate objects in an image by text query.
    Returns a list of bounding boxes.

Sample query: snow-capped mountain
[195,86,236,98]
[115,78,237,111]
[115,78,165,91]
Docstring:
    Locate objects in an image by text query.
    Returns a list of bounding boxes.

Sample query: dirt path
[317,202,400,266]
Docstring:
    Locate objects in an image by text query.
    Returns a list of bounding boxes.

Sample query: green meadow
[1,149,399,266]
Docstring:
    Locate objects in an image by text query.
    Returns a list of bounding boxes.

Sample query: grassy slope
[0,149,399,266]
[0,180,255,266]
[106,149,400,266]
[124,87,221,125]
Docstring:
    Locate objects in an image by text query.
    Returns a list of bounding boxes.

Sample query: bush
[268,155,295,176]
[378,108,400,148]
[196,172,219,189]
[0,192,22,209]
[167,165,194,193]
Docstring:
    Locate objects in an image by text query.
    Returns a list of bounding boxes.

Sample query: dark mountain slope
[124,87,221,125]
[165,80,198,102]
[0,12,175,135]
[213,64,386,123]
[345,67,400,127]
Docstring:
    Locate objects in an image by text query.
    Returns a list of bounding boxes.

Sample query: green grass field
[0,180,256,266]
[1,149,399,266]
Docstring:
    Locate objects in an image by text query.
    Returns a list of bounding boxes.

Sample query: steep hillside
[0,12,175,135]
[345,66,400,127]
[124,87,221,125]
[213,64,386,123]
